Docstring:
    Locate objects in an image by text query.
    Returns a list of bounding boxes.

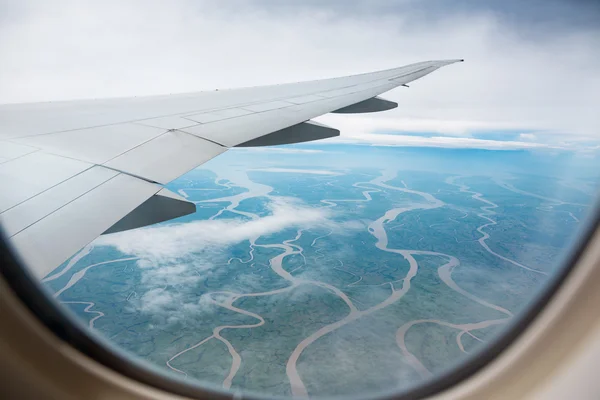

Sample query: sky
[0,0,598,152]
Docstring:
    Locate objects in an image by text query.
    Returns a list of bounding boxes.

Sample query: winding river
[49,168,547,398]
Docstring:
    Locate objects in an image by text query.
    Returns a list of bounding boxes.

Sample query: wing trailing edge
[103,188,195,235]
[236,120,339,147]
[332,96,398,114]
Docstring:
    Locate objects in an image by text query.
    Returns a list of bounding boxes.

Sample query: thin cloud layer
[316,114,535,137]
[251,168,341,175]
[97,197,330,263]
[236,148,326,154]
[339,133,557,151]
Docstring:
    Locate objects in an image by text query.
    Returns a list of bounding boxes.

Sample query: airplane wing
[0,59,463,278]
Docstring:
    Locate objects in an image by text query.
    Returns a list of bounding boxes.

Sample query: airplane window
[1,1,599,399]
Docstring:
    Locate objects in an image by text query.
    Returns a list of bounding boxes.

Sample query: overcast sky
[0,0,598,151]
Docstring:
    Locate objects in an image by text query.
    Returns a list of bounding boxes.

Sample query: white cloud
[310,114,599,151]
[0,0,597,146]
[138,288,177,314]
[251,168,341,175]
[98,196,335,323]
[316,114,530,137]
[314,114,598,151]
[95,193,367,324]
[135,286,217,325]
[519,133,537,141]
[233,148,326,154]
[97,197,330,263]
[140,264,200,286]
[335,132,559,151]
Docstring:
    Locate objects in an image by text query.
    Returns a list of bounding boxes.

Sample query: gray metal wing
[0,59,463,278]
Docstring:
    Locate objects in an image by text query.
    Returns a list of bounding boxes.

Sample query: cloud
[95,192,367,324]
[519,133,537,141]
[311,114,598,151]
[139,264,200,287]
[137,288,178,314]
[251,168,342,175]
[97,197,330,262]
[97,196,335,323]
[0,0,597,147]
[247,0,600,34]
[333,132,560,151]
[135,285,218,325]
[234,148,326,154]
[316,114,535,137]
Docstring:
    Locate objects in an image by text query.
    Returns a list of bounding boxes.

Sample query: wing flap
[103,188,195,234]
[333,96,398,114]
[237,120,339,147]
[7,172,161,278]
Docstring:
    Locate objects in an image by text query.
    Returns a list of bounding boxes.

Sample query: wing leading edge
[0,59,463,278]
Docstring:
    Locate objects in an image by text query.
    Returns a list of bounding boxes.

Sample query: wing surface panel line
[95,128,171,167]
[97,165,161,185]
[6,171,121,238]
[0,147,40,166]
[0,164,96,216]
[170,130,228,148]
